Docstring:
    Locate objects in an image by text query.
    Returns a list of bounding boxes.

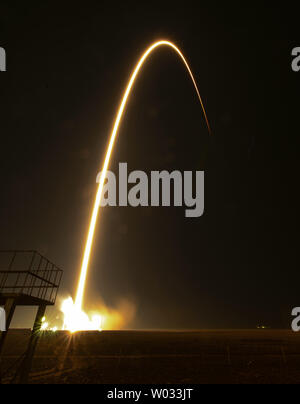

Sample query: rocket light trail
[63,40,211,332]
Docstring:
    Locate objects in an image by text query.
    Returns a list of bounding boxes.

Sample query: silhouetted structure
[0,250,63,383]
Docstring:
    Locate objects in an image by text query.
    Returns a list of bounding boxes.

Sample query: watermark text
[96,163,204,218]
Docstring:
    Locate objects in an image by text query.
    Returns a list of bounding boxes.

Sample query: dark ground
[1,329,300,384]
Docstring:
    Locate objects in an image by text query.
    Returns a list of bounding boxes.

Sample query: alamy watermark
[0,47,6,71]
[96,163,204,218]
[292,47,300,72]
[291,307,300,332]
[0,307,6,331]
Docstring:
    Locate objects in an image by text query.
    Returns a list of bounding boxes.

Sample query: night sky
[0,3,299,329]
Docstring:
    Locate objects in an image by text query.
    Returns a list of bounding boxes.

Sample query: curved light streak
[75,40,211,310]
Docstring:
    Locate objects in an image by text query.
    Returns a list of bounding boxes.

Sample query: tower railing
[0,250,63,306]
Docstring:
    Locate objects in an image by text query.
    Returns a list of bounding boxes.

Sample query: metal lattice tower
[0,250,63,383]
[0,250,62,306]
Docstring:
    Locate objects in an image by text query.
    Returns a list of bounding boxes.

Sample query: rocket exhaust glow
[71,40,211,328]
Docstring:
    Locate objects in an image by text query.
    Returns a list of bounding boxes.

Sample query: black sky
[0,2,299,329]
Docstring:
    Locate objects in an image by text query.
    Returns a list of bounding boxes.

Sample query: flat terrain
[1,330,300,384]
